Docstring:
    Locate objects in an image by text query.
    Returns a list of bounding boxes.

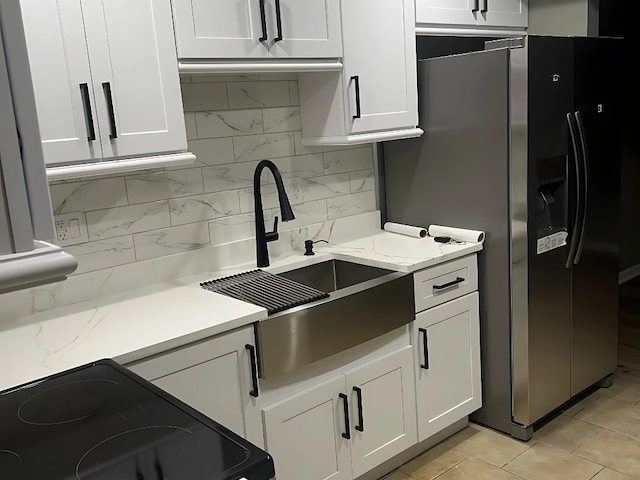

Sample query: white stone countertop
[0,228,482,392]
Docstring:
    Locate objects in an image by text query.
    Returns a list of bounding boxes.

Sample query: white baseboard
[620,264,640,285]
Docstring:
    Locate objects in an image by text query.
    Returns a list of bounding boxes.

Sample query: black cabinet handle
[351,75,361,119]
[339,393,350,439]
[353,386,364,432]
[102,82,117,139]
[472,0,479,12]
[274,0,283,42]
[481,0,488,13]
[258,0,268,42]
[433,277,465,291]
[245,344,259,397]
[418,328,429,369]
[79,83,96,142]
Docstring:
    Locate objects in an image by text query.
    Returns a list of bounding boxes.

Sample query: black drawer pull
[353,386,364,432]
[258,0,268,42]
[418,327,429,369]
[245,344,259,397]
[79,83,96,142]
[433,277,465,291]
[274,0,283,42]
[351,75,361,119]
[481,0,488,13]
[102,82,117,139]
[339,393,350,439]
[472,0,479,12]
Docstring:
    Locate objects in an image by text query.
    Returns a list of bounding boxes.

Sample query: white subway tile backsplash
[184,113,197,140]
[259,73,298,81]
[64,236,136,275]
[349,169,375,193]
[227,81,291,109]
[301,173,351,202]
[195,109,263,139]
[327,190,376,219]
[169,191,241,226]
[181,82,228,111]
[238,179,303,213]
[202,161,262,193]
[208,213,267,245]
[133,222,211,261]
[289,81,299,105]
[126,169,204,204]
[263,107,301,133]
[187,138,235,166]
[233,132,295,162]
[86,201,170,241]
[270,199,328,229]
[268,154,324,180]
[50,178,128,214]
[324,146,374,174]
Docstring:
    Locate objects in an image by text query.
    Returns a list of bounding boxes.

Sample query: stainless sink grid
[200,269,329,315]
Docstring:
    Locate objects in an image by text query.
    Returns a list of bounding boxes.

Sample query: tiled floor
[381,364,640,480]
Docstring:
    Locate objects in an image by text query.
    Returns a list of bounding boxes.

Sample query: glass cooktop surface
[0,359,273,480]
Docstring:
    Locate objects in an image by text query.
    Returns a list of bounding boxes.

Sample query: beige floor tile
[504,443,603,480]
[600,375,640,405]
[432,457,522,480]
[575,396,640,438]
[380,469,413,480]
[592,468,636,480]
[448,423,532,468]
[574,429,640,478]
[399,438,468,480]
[533,414,602,452]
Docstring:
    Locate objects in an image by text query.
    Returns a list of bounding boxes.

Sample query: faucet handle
[265,216,279,242]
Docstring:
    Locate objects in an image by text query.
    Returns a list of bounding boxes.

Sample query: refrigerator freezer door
[570,37,621,395]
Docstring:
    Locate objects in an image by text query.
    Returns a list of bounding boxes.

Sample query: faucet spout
[253,160,295,267]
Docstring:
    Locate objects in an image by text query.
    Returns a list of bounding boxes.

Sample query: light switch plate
[54,212,89,246]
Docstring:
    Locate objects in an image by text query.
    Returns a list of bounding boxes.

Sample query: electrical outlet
[54,212,89,246]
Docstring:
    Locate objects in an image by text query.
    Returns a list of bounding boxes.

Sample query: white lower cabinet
[414,292,481,442]
[262,346,417,480]
[127,326,264,448]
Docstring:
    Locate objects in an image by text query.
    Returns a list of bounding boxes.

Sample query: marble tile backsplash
[48,74,376,278]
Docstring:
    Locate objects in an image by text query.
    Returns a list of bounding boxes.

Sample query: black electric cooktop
[0,359,274,480]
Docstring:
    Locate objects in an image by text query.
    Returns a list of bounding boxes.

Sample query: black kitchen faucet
[253,159,295,267]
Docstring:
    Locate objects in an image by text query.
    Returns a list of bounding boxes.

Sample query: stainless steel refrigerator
[382,35,621,440]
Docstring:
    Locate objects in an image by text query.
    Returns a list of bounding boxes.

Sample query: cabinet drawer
[414,255,477,312]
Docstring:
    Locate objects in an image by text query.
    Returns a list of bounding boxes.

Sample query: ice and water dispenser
[534,155,568,254]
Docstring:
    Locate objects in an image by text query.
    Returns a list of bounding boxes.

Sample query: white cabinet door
[82,0,187,159]
[478,0,528,28]
[414,292,482,442]
[346,346,417,478]
[340,0,418,135]
[268,0,342,59]
[415,0,478,25]
[20,0,100,166]
[262,376,352,480]
[128,327,264,448]
[171,0,268,59]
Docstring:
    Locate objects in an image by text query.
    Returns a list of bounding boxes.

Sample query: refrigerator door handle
[565,113,582,269]
[573,111,589,265]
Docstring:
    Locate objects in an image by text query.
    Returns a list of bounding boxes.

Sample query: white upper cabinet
[298,0,422,145]
[21,0,187,167]
[171,0,342,60]
[415,0,528,29]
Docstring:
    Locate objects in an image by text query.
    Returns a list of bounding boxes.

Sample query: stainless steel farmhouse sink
[255,259,414,378]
